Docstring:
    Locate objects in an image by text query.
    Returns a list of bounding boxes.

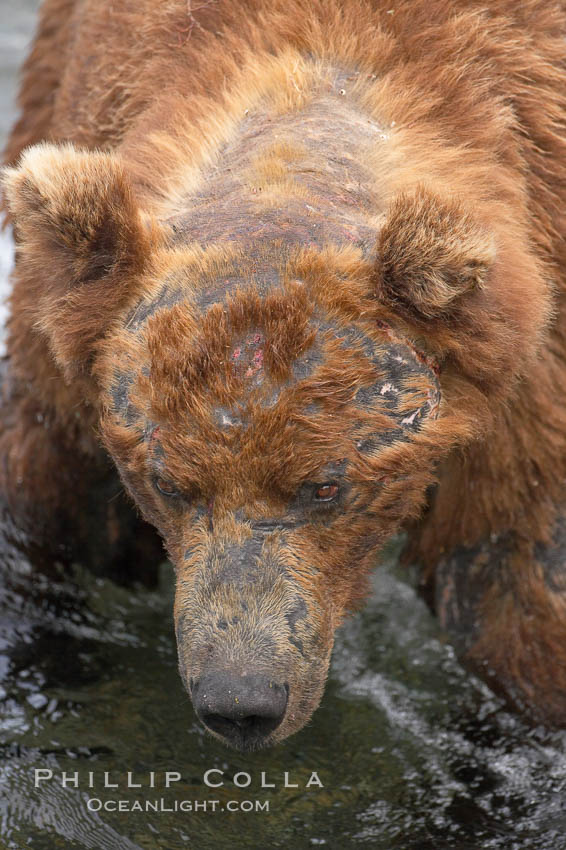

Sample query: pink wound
[230,332,265,380]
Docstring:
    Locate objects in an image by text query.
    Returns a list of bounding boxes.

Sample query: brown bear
[2,0,566,751]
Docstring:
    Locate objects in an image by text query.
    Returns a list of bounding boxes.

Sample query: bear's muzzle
[174,528,333,750]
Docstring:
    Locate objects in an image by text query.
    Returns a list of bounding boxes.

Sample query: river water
[1,3,566,849]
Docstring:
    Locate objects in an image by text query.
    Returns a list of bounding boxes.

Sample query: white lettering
[34,769,52,787]
[61,772,79,788]
[103,772,118,789]
[284,772,298,788]
[260,772,275,788]
[306,772,323,788]
[127,772,141,788]
[165,771,181,787]
[204,769,224,788]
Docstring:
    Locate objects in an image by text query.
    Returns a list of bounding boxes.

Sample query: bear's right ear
[374,185,496,321]
[2,143,156,378]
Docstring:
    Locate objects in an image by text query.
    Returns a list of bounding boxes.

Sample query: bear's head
[4,144,544,750]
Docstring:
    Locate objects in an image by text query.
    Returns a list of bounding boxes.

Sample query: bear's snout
[174,529,334,747]
[191,672,288,750]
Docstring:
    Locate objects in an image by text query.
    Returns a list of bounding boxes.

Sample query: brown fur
[376,185,496,319]
[2,0,566,745]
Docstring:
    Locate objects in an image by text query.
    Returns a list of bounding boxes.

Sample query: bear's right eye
[313,483,340,502]
[154,477,180,498]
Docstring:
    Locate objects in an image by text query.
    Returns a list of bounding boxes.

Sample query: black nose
[191,672,288,750]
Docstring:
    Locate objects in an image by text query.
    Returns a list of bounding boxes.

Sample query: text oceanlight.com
[87,798,270,813]
[33,769,324,815]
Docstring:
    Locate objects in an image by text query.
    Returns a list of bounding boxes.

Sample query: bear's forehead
[110,288,441,455]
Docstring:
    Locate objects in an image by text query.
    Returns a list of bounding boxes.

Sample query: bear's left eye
[313,483,339,502]
[155,477,180,498]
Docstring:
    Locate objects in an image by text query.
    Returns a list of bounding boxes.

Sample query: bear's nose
[191,672,288,749]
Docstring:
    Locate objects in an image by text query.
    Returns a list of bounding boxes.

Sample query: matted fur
[2,0,566,743]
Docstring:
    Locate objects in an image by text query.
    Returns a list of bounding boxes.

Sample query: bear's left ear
[2,143,156,378]
[374,185,496,321]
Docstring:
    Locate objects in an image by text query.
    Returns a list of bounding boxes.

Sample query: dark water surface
[1,524,566,850]
[1,3,566,849]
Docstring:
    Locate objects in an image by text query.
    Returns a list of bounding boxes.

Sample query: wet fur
[2,0,566,739]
